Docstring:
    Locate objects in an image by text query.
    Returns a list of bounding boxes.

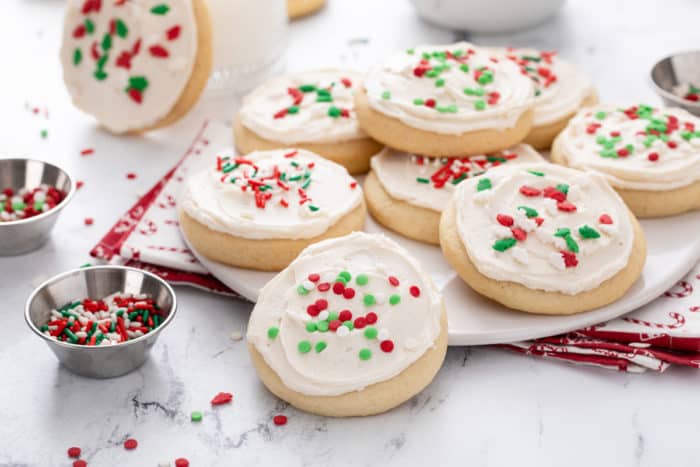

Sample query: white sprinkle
[373,293,386,305]
[543,197,559,216]
[318,310,329,321]
[378,328,390,341]
[511,246,529,265]
[301,280,315,291]
[472,189,492,204]
[336,325,350,337]
[548,252,566,271]
[598,223,618,236]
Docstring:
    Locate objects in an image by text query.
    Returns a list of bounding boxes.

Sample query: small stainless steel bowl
[0,158,75,255]
[25,266,177,378]
[650,50,700,116]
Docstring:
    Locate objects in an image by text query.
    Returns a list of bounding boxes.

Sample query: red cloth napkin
[91,120,700,372]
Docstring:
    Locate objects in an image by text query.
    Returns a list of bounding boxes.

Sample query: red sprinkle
[317,282,330,292]
[306,304,319,317]
[557,201,577,212]
[543,186,566,202]
[328,320,342,331]
[166,25,181,41]
[84,217,94,226]
[617,148,629,157]
[599,214,613,225]
[211,392,233,405]
[388,276,400,287]
[315,299,328,310]
[67,447,81,458]
[338,310,352,322]
[175,459,190,467]
[561,250,579,268]
[273,415,288,426]
[667,141,678,149]
[409,286,421,297]
[511,228,527,241]
[307,273,320,282]
[332,282,345,294]
[128,88,143,104]
[353,317,367,329]
[340,77,352,88]
[80,148,94,156]
[380,340,395,353]
[365,312,378,324]
[126,172,137,180]
[519,185,541,197]
[123,438,138,450]
[648,152,659,162]
[284,150,298,158]
[148,45,169,58]
[424,98,436,108]
[343,288,355,299]
[496,214,514,227]
[73,461,87,467]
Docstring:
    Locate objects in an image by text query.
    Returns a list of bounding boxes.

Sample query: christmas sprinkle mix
[272,76,355,121]
[0,185,66,222]
[410,151,521,189]
[503,49,557,97]
[40,292,164,346]
[673,83,700,102]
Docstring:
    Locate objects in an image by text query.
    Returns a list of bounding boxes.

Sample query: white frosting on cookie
[371,143,544,212]
[60,0,198,133]
[239,69,368,144]
[454,163,634,295]
[363,42,535,134]
[247,232,442,396]
[558,104,700,191]
[181,149,362,240]
[490,48,595,126]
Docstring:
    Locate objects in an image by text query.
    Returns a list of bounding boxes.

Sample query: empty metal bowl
[650,50,700,116]
[0,158,75,255]
[25,266,177,378]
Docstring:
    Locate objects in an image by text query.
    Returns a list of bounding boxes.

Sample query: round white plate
[185,210,700,346]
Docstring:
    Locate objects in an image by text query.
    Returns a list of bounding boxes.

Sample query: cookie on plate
[288,0,325,19]
[60,0,212,134]
[179,149,366,271]
[494,48,598,149]
[439,163,646,315]
[246,232,447,417]
[234,69,383,174]
[552,104,700,217]
[365,144,544,245]
[355,42,535,156]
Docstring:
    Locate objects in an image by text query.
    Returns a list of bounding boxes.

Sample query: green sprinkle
[328,311,339,322]
[359,348,372,361]
[517,206,539,218]
[389,294,401,305]
[64,328,78,343]
[381,90,391,100]
[565,235,579,253]
[556,183,569,194]
[406,48,415,55]
[128,76,149,92]
[356,274,368,286]
[595,111,607,120]
[452,173,468,185]
[115,18,128,38]
[267,326,279,339]
[339,271,351,281]
[299,84,316,92]
[474,100,486,111]
[287,105,299,114]
[416,177,430,184]
[578,225,601,239]
[478,70,494,85]
[317,321,329,332]
[426,69,439,78]
[554,228,571,237]
[460,64,470,72]
[73,48,82,66]
[305,322,317,332]
[363,294,375,306]
[308,204,320,212]
[327,106,342,118]
[492,237,517,252]
[101,33,112,52]
[297,285,309,295]
[80,263,91,269]
[315,341,327,353]
[150,4,170,14]
[364,327,378,339]
[94,69,108,81]
[316,95,333,103]
[343,320,354,330]
[527,170,545,177]
[191,411,203,422]
[298,340,312,354]
[477,178,492,191]
[39,129,48,139]
[84,18,95,34]
[316,88,331,97]
[96,54,108,70]
[413,98,425,106]
[435,78,445,87]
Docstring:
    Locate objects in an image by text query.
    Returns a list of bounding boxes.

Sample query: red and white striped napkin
[91,120,700,372]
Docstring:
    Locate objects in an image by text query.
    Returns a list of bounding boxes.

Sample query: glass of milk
[207,0,288,93]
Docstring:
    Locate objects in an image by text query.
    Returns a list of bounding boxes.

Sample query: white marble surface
[2,0,700,466]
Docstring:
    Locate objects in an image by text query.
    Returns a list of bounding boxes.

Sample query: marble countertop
[2,0,700,465]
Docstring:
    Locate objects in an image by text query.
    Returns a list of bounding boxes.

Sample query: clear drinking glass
[206,0,288,93]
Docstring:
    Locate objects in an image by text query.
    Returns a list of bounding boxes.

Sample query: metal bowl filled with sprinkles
[25,265,177,378]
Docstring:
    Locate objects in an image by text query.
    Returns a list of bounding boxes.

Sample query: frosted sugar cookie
[179,149,366,271]
[288,0,325,19]
[60,0,212,134]
[494,48,598,149]
[246,232,447,417]
[552,104,700,217]
[235,69,382,174]
[365,144,544,244]
[355,42,535,156]
[439,163,646,315]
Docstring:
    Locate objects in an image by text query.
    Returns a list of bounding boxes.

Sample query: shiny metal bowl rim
[25,265,178,351]
[0,157,76,227]
[649,49,700,109]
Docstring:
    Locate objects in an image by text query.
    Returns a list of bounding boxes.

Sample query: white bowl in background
[409,0,566,33]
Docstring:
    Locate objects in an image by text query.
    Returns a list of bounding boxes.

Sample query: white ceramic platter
[185,208,700,346]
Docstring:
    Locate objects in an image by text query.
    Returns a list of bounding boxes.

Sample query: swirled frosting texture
[239,69,368,144]
[491,48,595,126]
[181,149,362,239]
[247,232,443,396]
[454,163,634,295]
[60,0,198,133]
[363,42,535,134]
[371,143,543,212]
[557,104,700,191]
